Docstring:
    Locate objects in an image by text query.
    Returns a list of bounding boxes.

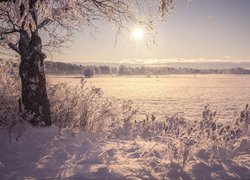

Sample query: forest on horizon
[43,60,250,76]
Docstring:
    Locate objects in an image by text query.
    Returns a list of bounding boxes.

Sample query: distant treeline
[44,61,117,75]
[44,61,250,76]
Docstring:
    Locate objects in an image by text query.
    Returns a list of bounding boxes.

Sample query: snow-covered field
[50,74,250,120]
[1,74,250,179]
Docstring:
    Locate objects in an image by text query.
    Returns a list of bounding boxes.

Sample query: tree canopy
[0,0,175,55]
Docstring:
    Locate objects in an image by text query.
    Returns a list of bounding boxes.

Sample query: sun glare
[132,27,144,41]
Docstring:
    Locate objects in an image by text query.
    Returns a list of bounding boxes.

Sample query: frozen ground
[0,126,249,179]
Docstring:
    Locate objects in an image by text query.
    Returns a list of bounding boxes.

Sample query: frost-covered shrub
[121,100,139,123]
[49,79,111,133]
[0,61,20,125]
[0,60,32,141]
[48,79,139,135]
[235,104,250,134]
[159,105,249,168]
[0,61,19,118]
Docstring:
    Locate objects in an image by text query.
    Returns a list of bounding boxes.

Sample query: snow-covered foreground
[0,125,249,179]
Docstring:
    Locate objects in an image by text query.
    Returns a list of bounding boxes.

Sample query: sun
[132,27,144,41]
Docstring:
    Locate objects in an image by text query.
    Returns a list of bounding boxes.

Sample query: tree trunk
[18,30,51,126]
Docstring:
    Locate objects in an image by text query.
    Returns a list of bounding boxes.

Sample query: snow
[1,75,250,179]
[49,75,250,121]
[0,125,249,179]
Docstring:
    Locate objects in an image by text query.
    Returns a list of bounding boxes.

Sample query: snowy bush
[0,60,33,141]
[0,61,20,125]
[49,79,110,133]
[48,79,139,136]
[149,105,250,169]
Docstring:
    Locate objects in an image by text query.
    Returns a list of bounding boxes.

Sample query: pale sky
[50,0,250,63]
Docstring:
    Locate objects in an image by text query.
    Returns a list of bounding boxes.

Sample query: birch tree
[0,0,175,126]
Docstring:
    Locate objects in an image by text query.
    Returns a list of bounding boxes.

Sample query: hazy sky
[50,0,250,63]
